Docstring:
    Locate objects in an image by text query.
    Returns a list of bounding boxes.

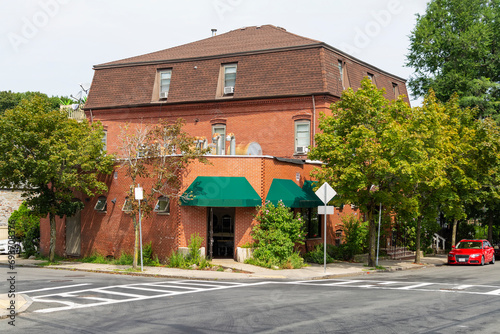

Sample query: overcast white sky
[1,0,429,105]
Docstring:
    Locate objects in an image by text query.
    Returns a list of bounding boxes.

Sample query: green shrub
[142,242,160,266]
[187,233,203,263]
[8,203,40,258]
[304,244,334,264]
[168,251,186,268]
[250,201,306,269]
[167,234,210,269]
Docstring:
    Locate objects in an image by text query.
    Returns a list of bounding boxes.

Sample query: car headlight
[470,254,480,258]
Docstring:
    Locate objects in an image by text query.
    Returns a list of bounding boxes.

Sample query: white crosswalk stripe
[27,278,500,314]
[30,280,251,314]
[288,279,500,296]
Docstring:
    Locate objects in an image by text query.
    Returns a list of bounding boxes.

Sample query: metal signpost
[315,182,336,273]
[135,185,144,272]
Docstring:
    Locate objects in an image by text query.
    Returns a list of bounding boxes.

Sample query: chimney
[211,29,217,37]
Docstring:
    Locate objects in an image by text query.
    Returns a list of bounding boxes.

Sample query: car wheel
[490,255,495,265]
[481,256,485,266]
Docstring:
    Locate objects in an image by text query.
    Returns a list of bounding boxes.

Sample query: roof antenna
[211,28,217,37]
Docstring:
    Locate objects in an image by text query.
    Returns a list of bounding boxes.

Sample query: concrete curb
[0,294,33,320]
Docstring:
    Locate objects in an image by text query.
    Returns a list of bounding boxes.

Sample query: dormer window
[215,63,237,98]
[159,69,172,99]
[224,64,237,95]
[392,83,400,98]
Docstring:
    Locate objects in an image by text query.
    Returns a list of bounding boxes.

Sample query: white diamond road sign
[315,182,336,204]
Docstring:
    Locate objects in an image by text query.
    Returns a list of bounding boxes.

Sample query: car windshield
[456,241,482,249]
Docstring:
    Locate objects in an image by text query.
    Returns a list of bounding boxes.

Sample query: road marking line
[485,288,500,295]
[18,283,91,294]
[120,286,179,293]
[326,280,363,286]
[172,281,237,288]
[147,284,201,290]
[92,289,144,298]
[454,285,473,290]
[396,283,434,290]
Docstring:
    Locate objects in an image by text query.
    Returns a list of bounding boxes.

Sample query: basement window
[94,196,107,212]
[154,196,170,214]
[122,197,133,213]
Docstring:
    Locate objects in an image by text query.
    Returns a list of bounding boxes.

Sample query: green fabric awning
[265,179,323,208]
[181,176,261,207]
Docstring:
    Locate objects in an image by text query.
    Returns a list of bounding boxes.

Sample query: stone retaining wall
[0,190,24,226]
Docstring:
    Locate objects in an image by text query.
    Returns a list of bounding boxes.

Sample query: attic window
[224,64,237,94]
[159,69,172,99]
[392,83,400,98]
[94,196,107,212]
[154,196,170,214]
[216,63,237,98]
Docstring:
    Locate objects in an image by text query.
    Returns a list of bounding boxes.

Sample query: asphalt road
[1,264,500,333]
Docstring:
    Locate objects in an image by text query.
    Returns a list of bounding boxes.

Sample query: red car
[448,239,495,265]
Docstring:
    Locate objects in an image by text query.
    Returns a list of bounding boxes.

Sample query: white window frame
[295,120,310,154]
[154,196,170,214]
[94,196,107,212]
[223,64,237,94]
[159,69,172,99]
[212,124,226,154]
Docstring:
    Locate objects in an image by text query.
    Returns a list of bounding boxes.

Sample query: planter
[236,247,254,263]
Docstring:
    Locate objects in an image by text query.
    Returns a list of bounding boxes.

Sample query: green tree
[309,78,424,267]
[0,91,61,114]
[119,119,209,269]
[406,0,500,120]
[0,96,114,262]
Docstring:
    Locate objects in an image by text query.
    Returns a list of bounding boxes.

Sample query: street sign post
[135,185,144,272]
[315,182,336,273]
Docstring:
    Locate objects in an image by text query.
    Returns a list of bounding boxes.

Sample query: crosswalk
[25,280,254,314]
[288,279,500,296]
[24,278,500,314]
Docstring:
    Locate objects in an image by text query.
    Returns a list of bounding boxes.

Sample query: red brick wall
[90,96,334,159]
[40,156,362,261]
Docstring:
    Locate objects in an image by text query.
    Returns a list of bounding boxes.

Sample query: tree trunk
[49,212,56,262]
[451,219,458,247]
[488,210,493,244]
[367,209,376,267]
[133,217,139,269]
[415,217,422,264]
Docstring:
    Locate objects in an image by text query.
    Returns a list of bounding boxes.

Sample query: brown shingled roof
[97,25,322,68]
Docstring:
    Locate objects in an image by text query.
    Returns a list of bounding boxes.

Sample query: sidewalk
[0,254,447,319]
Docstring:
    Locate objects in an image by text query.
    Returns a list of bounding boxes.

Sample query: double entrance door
[207,208,235,258]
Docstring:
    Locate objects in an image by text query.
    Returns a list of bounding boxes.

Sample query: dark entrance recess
[208,207,235,258]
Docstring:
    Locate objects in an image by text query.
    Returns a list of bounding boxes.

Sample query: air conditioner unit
[296,146,308,154]
[160,91,168,99]
[224,86,234,94]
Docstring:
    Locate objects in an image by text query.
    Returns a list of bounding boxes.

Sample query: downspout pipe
[312,95,316,148]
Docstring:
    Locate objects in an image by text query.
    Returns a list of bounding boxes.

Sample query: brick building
[40,25,408,261]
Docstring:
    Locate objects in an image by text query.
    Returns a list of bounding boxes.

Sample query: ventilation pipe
[226,133,235,155]
[212,133,223,155]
